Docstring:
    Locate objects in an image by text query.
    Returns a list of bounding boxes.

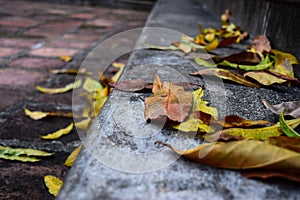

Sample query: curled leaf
[279,109,300,138]
[252,35,271,53]
[44,175,63,197]
[217,115,272,128]
[194,57,217,67]
[40,123,74,140]
[267,136,300,153]
[158,140,300,170]
[36,79,82,94]
[0,145,53,162]
[111,62,125,83]
[75,118,91,130]
[204,38,219,51]
[49,69,91,75]
[260,99,300,118]
[222,51,261,64]
[244,71,286,86]
[242,170,300,183]
[64,145,82,167]
[60,55,72,62]
[190,68,260,87]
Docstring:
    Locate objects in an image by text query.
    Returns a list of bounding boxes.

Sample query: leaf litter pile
[112,10,300,183]
[1,10,300,197]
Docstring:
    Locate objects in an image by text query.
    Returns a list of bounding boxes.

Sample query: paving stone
[8,57,65,69]
[0,38,37,48]
[29,47,79,57]
[0,17,40,27]
[84,19,118,28]
[47,40,91,49]
[0,88,27,111]
[69,13,96,20]
[0,47,23,57]
[0,69,45,87]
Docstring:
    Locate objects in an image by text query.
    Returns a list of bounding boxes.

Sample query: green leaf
[0,145,53,162]
[40,123,74,140]
[44,175,63,197]
[194,57,217,67]
[279,109,300,138]
[36,79,82,94]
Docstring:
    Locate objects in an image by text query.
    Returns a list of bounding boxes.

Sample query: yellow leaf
[83,77,102,93]
[49,69,91,75]
[64,145,82,167]
[75,118,91,130]
[244,71,286,86]
[44,175,63,197]
[24,108,75,120]
[91,97,107,117]
[111,62,125,83]
[60,55,72,62]
[40,123,74,140]
[172,117,200,132]
[24,108,49,120]
[204,38,219,51]
[36,79,82,94]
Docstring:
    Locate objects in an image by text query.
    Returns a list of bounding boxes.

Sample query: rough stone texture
[58,0,300,199]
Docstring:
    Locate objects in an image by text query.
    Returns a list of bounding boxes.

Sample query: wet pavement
[0,1,148,199]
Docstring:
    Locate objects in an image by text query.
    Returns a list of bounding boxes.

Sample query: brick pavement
[0,1,149,199]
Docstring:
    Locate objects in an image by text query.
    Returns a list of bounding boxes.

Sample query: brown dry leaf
[242,170,300,183]
[252,35,271,53]
[157,140,300,170]
[222,51,261,64]
[244,71,287,86]
[109,79,147,92]
[145,77,193,122]
[218,115,272,128]
[217,36,239,48]
[260,98,300,118]
[190,68,260,87]
[267,136,300,153]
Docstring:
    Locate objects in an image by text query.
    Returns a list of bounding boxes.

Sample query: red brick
[0,17,40,27]
[47,9,70,15]
[0,38,37,48]
[111,9,134,15]
[40,21,82,31]
[48,40,91,49]
[0,47,23,58]
[8,57,65,69]
[0,69,45,87]
[63,34,100,42]
[69,13,96,20]
[24,28,57,39]
[84,19,118,28]
[0,88,27,110]
[28,47,79,57]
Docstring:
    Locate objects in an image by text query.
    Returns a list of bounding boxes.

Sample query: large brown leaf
[261,98,300,118]
[252,35,271,53]
[144,76,193,122]
[157,140,300,170]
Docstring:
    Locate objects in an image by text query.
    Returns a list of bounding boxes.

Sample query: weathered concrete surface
[58,0,300,199]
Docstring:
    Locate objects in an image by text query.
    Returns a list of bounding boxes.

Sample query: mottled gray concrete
[58,0,300,199]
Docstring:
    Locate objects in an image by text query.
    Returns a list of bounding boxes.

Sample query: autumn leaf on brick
[64,145,82,167]
[24,108,76,120]
[36,79,82,94]
[40,123,74,140]
[144,75,193,122]
[44,175,63,197]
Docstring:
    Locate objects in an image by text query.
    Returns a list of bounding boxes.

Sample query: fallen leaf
[64,145,82,167]
[267,136,300,153]
[24,108,75,120]
[0,145,53,162]
[109,79,148,92]
[279,109,300,138]
[204,38,219,51]
[221,9,230,24]
[83,77,102,93]
[252,35,271,53]
[49,69,91,75]
[222,51,261,64]
[146,44,179,51]
[171,116,215,133]
[157,140,300,170]
[75,118,91,130]
[172,41,192,54]
[40,123,74,140]
[36,79,82,94]
[260,99,300,118]
[244,71,286,86]
[111,62,125,83]
[194,57,217,67]
[218,36,239,47]
[44,175,63,197]
[190,68,260,87]
[60,55,72,62]
[211,118,300,141]
[242,170,300,183]
[145,77,193,122]
[218,115,272,128]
